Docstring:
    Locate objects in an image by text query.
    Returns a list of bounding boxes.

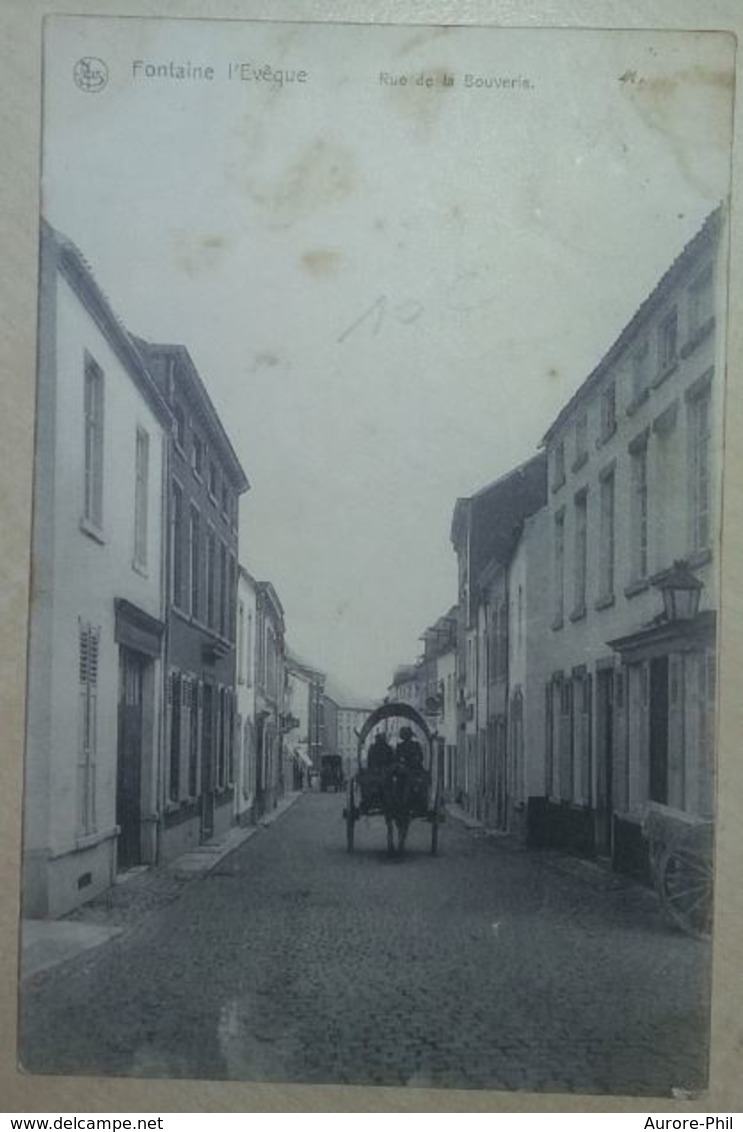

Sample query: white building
[235,565,258,824]
[24,223,171,917]
[534,207,725,872]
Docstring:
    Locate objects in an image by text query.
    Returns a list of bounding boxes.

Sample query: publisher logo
[73,57,109,93]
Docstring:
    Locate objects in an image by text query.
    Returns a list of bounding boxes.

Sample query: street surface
[20,793,711,1095]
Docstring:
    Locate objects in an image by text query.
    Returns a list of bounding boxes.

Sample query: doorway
[117,648,145,870]
[596,669,614,856]
[649,657,670,804]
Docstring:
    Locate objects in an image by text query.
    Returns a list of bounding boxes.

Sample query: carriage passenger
[367,732,394,774]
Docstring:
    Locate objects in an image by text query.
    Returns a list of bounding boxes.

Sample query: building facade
[531,208,725,872]
[450,454,547,823]
[235,565,258,824]
[24,224,171,917]
[138,340,249,859]
[254,582,286,814]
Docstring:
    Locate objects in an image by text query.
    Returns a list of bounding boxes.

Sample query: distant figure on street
[367,731,395,774]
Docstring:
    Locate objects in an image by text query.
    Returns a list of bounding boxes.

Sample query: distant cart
[319,754,344,793]
[344,701,443,857]
[642,803,714,939]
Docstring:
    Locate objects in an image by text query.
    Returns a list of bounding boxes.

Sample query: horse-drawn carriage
[343,702,443,856]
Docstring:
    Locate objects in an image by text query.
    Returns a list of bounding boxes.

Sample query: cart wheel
[346,780,356,853]
[658,842,713,939]
[430,784,441,857]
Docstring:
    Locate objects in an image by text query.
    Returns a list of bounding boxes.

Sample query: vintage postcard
[12,10,739,1102]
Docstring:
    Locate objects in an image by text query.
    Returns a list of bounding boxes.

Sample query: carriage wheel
[658,842,713,939]
[430,785,441,857]
[346,780,356,853]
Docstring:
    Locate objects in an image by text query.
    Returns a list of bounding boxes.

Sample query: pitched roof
[541,205,723,446]
[41,220,172,428]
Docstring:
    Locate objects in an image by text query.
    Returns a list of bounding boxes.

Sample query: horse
[379,763,428,856]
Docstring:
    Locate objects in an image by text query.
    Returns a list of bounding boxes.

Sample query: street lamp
[654,559,703,622]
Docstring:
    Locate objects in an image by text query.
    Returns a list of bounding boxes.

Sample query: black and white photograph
[17,14,735,1098]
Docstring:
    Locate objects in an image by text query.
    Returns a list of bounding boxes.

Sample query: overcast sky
[43,18,734,698]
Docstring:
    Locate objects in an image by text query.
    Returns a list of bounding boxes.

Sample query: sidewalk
[445,799,656,898]
[21,791,303,981]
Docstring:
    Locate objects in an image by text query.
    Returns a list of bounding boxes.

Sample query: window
[133,428,149,569]
[553,509,565,625]
[206,530,216,627]
[632,342,650,405]
[553,441,565,490]
[171,481,184,608]
[77,621,100,834]
[689,264,714,337]
[189,507,200,618]
[219,542,228,637]
[222,481,230,517]
[574,413,588,469]
[600,381,616,442]
[237,601,245,683]
[689,384,712,553]
[246,609,254,686]
[83,355,104,529]
[631,443,649,580]
[229,556,237,641]
[599,470,615,601]
[173,403,186,451]
[658,308,678,374]
[192,432,204,478]
[573,491,588,616]
[209,460,219,500]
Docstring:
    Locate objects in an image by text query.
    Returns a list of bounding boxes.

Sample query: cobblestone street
[20,792,711,1096]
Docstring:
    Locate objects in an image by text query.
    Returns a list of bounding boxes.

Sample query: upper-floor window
[632,342,650,405]
[600,381,617,442]
[171,480,185,608]
[173,403,186,451]
[133,427,149,570]
[574,413,588,470]
[630,440,649,580]
[553,509,565,626]
[237,601,246,683]
[192,432,204,479]
[658,308,678,375]
[573,490,588,617]
[553,440,566,490]
[189,506,200,619]
[205,529,216,627]
[83,354,105,530]
[688,264,714,337]
[222,481,231,519]
[219,541,228,637]
[599,468,615,601]
[209,460,219,501]
[688,380,712,554]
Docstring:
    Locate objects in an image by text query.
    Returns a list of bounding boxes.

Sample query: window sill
[173,439,187,460]
[569,606,587,623]
[688,547,713,570]
[624,578,650,599]
[571,452,588,474]
[551,478,566,494]
[131,559,148,579]
[594,593,615,611]
[652,360,678,388]
[626,389,650,417]
[680,317,715,359]
[596,424,616,450]
[79,516,106,545]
